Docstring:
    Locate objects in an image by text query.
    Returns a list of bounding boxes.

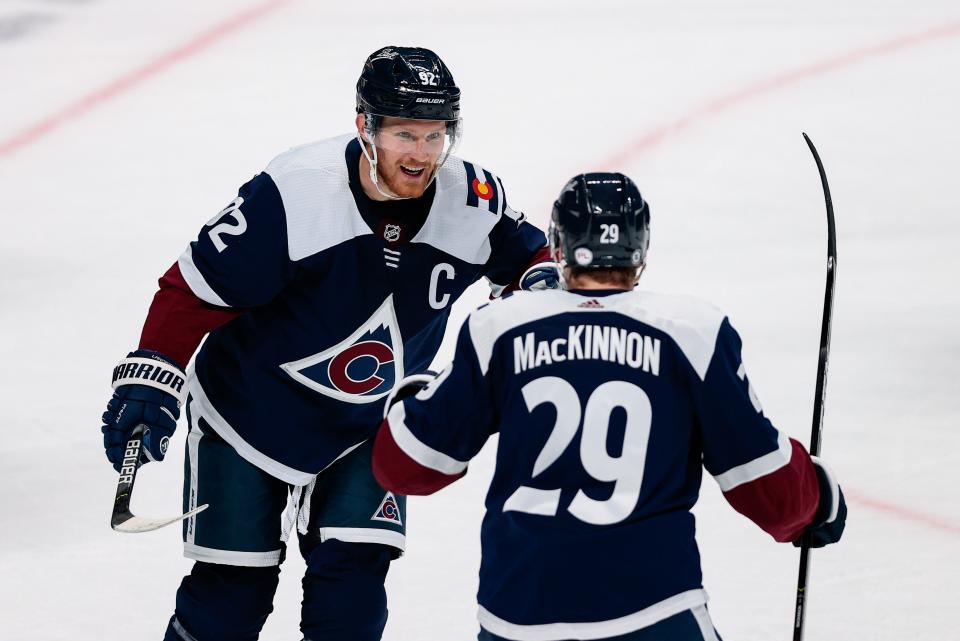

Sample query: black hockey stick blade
[111,423,208,533]
[793,133,838,641]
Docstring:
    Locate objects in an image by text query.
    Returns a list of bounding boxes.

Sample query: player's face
[372,117,448,198]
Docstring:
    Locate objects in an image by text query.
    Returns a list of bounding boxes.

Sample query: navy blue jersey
[173,133,545,484]
[375,288,817,640]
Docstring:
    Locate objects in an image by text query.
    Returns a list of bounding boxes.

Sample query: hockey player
[372,173,847,641]
[99,46,556,641]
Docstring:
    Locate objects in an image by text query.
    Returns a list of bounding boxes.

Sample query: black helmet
[549,172,651,269]
[356,46,461,122]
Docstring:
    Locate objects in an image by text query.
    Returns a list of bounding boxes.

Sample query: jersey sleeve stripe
[721,438,820,542]
[177,245,230,307]
[386,402,469,475]
[373,415,466,495]
[712,429,793,492]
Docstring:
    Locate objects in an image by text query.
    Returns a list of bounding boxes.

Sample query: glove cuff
[810,456,841,525]
[112,351,188,407]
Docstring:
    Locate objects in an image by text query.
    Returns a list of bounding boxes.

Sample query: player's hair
[567,266,637,289]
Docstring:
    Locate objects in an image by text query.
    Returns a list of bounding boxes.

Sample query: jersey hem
[691,605,721,641]
[477,588,708,641]
[187,374,316,486]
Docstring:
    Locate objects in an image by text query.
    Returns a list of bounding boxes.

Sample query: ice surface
[1,1,958,639]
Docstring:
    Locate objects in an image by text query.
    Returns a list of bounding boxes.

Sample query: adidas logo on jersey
[280,296,404,404]
[578,299,604,308]
[371,492,403,525]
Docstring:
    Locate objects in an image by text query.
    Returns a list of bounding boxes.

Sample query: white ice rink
[1,1,958,639]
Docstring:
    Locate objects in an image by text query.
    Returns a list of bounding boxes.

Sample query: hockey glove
[794,457,847,548]
[101,349,187,472]
[519,262,561,291]
[383,371,439,417]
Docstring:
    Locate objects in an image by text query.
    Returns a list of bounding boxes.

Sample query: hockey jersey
[373,288,820,640]
[139,133,547,485]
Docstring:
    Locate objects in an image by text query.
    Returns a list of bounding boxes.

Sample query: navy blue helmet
[549,172,651,270]
[356,46,461,122]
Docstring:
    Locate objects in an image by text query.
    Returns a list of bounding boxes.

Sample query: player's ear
[355,113,371,142]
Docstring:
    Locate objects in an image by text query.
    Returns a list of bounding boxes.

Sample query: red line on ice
[0,0,290,159]
[846,490,960,536]
[595,19,960,536]
[599,19,960,168]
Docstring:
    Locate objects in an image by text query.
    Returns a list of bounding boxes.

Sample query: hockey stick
[792,133,837,641]
[111,423,208,533]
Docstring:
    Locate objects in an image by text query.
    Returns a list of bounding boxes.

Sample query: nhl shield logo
[383,224,401,242]
[371,492,403,525]
[280,296,404,404]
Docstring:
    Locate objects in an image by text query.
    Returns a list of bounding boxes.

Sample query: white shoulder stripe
[387,402,468,476]
[469,294,571,375]
[411,156,498,265]
[265,133,373,261]
[178,245,229,307]
[713,430,793,492]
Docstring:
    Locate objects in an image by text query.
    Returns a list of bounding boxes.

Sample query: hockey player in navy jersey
[372,173,847,641]
[99,46,557,641]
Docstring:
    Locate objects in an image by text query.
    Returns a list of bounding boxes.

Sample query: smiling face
[356,115,449,199]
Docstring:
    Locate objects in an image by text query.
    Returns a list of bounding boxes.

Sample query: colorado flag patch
[464,161,502,215]
[371,492,403,525]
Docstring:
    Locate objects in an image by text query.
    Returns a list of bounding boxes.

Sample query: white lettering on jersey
[503,377,653,525]
[207,197,247,253]
[428,263,456,310]
[513,325,661,375]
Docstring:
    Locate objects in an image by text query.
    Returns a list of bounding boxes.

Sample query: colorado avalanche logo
[280,296,404,404]
[371,492,403,525]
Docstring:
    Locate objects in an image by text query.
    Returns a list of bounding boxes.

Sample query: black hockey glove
[794,457,847,548]
[101,349,186,472]
[519,261,561,291]
[383,371,439,416]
